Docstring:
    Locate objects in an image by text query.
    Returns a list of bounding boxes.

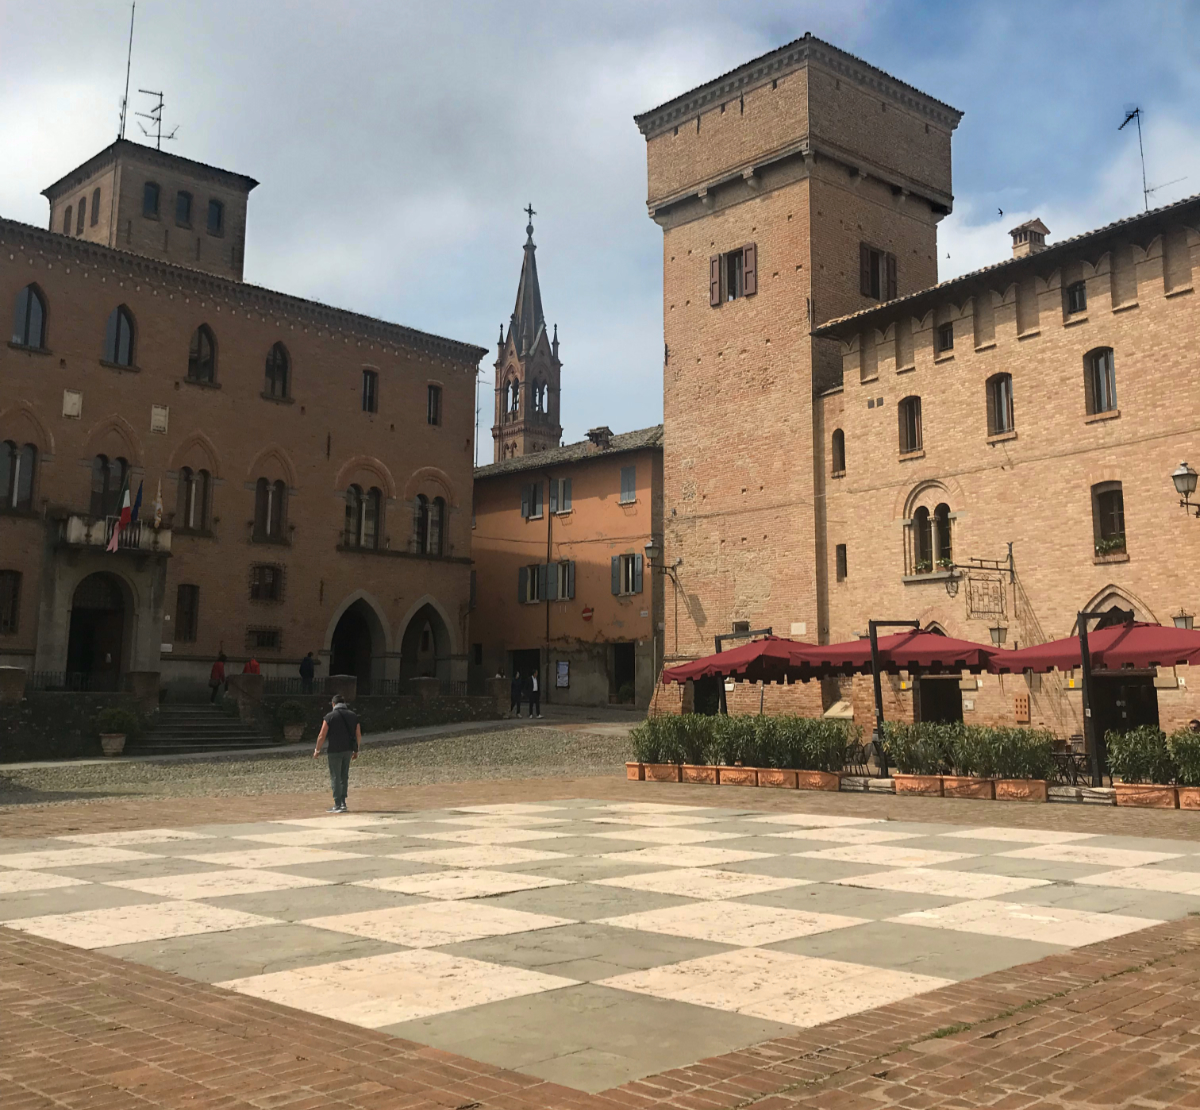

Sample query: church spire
[507,204,546,356]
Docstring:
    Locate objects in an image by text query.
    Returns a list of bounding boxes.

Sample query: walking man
[530,669,542,718]
[312,694,360,812]
[510,670,522,717]
[300,651,316,695]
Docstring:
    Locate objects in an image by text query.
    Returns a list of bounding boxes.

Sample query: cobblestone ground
[0,725,633,806]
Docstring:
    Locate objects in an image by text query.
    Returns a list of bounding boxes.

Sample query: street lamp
[1172,461,1199,516]
[644,539,662,565]
[1174,609,1195,630]
[988,624,1008,646]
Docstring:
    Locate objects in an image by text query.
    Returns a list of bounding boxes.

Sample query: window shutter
[567,560,576,599]
[634,554,644,594]
[518,565,528,603]
[537,563,548,600]
[533,483,542,516]
[859,243,871,297]
[549,480,558,514]
[709,256,721,307]
[985,379,996,436]
[562,478,572,512]
[545,562,558,601]
[520,485,529,519]
[886,253,897,300]
[611,556,620,595]
[742,243,757,296]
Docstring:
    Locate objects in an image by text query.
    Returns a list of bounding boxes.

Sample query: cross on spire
[524,203,536,222]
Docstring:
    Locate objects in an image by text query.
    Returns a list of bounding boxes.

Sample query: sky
[2,1,1198,456]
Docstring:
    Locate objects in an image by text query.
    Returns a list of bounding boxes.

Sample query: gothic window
[207,199,224,235]
[62,206,72,234]
[1092,482,1126,556]
[934,503,953,568]
[413,494,429,553]
[12,284,46,349]
[906,498,954,575]
[76,198,86,234]
[835,544,848,581]
[898,396,923,453]
[143,181,160,218]
[344,485,381,549]
[427,384,441,425]
[428,496,444,556]
[1,441,36,511]
[90,187,101,226]
[253,478,287,541]
[362,369,379,413]
[176,191,193,226]
[103,305,135,367]
[177,467,210,531]
[188,325,216,382]
[507,379,520,419]
[264,342,290,399]
[831,429,846,475]
[986,373,1014,435]
[1084,348,1117,414]
[89,455,127,517]
[912,507,933,573]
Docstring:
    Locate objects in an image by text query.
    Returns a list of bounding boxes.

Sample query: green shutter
[634,554,644,594]
[518,565,528,603]
[611,556,620,595]
[520,486,529,518]
[545,563,558,601]
[567,560,576,599]
[563,479,572,511]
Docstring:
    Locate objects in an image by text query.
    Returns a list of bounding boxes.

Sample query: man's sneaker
[326,806,341,813]
[337,804,349,813]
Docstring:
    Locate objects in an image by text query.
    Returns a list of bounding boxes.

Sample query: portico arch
[1070,584,1158,634]
[397,594,456,680]
[324,591,390,692]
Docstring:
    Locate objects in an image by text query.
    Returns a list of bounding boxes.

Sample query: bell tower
[492,208,562,462]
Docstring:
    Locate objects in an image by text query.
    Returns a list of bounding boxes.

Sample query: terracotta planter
[758,768,798,789]
[626,762,645,781]
[644,763,681,783]
[283,723,305,742]
[1178,787,1200,810]
[717,765,757,787]
[796,769,841,792]
[682,764,718,785]
[99,733,126,757]
[893,774,943,796]
[995,779,1048,802]
[943,776,995,800]
[1114,783,1179,809]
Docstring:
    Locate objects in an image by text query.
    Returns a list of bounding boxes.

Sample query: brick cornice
[0,217,487,369]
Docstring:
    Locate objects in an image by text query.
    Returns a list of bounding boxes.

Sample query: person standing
[209,652,226,703]
[530,669,542,719]
[300,651,316,695]
[243,657,261,675]
[510,670,522,717]
[312,694,361,813]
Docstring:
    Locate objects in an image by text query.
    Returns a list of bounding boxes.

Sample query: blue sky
[2,1,1196,456]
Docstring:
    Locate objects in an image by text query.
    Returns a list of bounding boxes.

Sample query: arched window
[62,206,72,234]
[103,306,135,367]
[1084,348,1117,414]
[363,487,380,549]
[207,199,224,235]
[428,496,444,556]
[177,467,210,531]
[188,325,216,382]
[898,396,922,453]
[76,198,86,234]
[12,284,46,349]
[0,442,33,510]
[143,181,160,218]
[913,507,932,573]
[1092,481,1126,556]
[344,484,363,546]
[265,342,290,399]
[253,477,287,541]
[831,428,846,475]
[986,373,1014,435]
[89,455,127,517]
[344,485,379,549]
[413,494,429,553]
[934,503,953,568]
[90,187,101,226]
[176,191,192,226]
[508,379,519,419]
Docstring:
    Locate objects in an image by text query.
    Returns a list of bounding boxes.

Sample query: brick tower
[634,34,961,697]
[492,212,562,461]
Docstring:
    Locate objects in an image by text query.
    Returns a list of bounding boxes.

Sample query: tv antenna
[117,2,136,140]
[1119,106,1150,211]
[136,89,178,150]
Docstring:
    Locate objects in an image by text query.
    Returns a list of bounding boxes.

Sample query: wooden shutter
[548,480,557,514]
[562,479,572,512]
[611,556,620,595]
[518,565,528,603]
[537,564,548,600]
[709,256,721,307]
[634,554,644,594]
[742,243,757,296]
[886,253,897,300]
[545,563,558,601]
[859,243,871,297]
[567,560,576,599]
[520,485,530,519]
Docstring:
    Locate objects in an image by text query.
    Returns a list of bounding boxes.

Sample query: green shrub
[711,714,761,766]
[1108,725,1176,785]
[949,725,995,778]
[631,714,714,764]
[881,722,1054,780]
[1167,728,1200,787]
[882,722,953,775]
[988,727,1056,780]
[94,707,140,739]
[616,682,636,704]
[762,716,857,772]
[276,700,307,726]
[632,713,858,771]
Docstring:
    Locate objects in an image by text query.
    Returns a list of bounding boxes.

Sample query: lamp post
[988,624,1008,647]
[644,540,681,700]
[1172,461,1199,517]
[1174,609,1195,630]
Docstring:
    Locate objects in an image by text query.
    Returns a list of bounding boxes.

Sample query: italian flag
[105,473,136,552]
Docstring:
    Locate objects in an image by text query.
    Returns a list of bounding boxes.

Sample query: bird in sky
[998,207,1004,217]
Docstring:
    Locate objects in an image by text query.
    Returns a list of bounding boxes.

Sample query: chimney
[1010,218,1050,258]
[586,426,613,451]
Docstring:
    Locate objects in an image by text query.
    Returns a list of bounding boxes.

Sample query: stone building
[636,33,1200,739]
[1,141,485,695]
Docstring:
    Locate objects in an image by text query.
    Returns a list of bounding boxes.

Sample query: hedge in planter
[1107,726,1176,785]
[630,714,858,772]
[882,722,1054,780]
[94,707,141,741]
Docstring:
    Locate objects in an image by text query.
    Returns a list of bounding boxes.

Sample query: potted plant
[883,722,947,794]
[94,707,139,757]
[1168,728,1200,808]
[1109,726,1178,808]
[991,727,1055,801]
[276,700,308,743]
[1094,535,1126,558]
[629,717,682,782]
[712,715,761,786]
[761,716,853,790]
[914,559,933,574]
[944,725,995,799]
[936,556,955,571]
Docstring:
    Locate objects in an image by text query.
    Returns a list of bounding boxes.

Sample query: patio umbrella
[661,636,812,686]
[988,621,1200,674]
[789,629,999,676]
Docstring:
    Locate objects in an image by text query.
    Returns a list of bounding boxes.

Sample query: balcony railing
[59,514,172,554]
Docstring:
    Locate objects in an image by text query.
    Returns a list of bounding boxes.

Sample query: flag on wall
[105,474,134,552]
[130,480,143,522]
[153,479,163,528]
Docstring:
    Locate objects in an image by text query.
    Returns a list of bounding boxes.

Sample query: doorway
[916,676,963,723]
[612,641,636,703]
[510,648,541,693]
[1091,675,1159,742]
[400,603,452,681]
[66,573,126,691]
[330,600,378,692]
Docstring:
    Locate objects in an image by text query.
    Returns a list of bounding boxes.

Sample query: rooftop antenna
[135,89,178,150]
[1118,106,1149,212]
[117,2,136,140]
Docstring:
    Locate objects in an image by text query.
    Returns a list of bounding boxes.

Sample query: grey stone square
[736,880,957,919]
[210,881,426,922]
[0,883,161,922]
[485,881,695,922]
[992,883,1198,920]
[268,855,440,883]
[719,854,884,883]
[500,856,671,884]
[929,855,1113,882]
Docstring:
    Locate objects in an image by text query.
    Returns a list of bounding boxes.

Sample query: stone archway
[66,572,129,691]
[400,603,452,680]
[329,598,387,693]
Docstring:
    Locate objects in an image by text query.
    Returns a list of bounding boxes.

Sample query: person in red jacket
[209,653,227,702]
[243,657,261,675]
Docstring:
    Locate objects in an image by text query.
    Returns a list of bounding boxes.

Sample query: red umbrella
[661,636,811,685]
[789,630,998,676]
[989,621,1200,674]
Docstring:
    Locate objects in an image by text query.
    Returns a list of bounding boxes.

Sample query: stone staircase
[129,703,273,756]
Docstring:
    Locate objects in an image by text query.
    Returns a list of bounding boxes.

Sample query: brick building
[636,33,1200,739]
[1,140,485,695]
[471,221,664,706]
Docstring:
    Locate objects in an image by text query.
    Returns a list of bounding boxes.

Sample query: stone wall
[0,692,142,763]
[262,694,502,742]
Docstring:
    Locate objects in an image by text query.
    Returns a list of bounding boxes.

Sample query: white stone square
[589,827,742,846]
[304,900,574,947]
[1076,868,1200,895]
[181,847,363,869]
[796,845,977,868]
[998,845,1183,868]
[587,814,716,828]
[452,804,566,815]
[56,829,214,846]
[357,869,572,900]
[744,814,885,828]
[0,847,157,870]
[765,827,920,845]
[6,900,274,949]
[591,868,811,900]
[599,947,952,1028]
[409,827,569,845]
[109,869,331,899]
[0,871,90,894]
[832,868,1050,899]
[234,829,393,846]
[597,900,864,947]
[274,815,414,829]
[393,844,567,869]
[600,845,771,869]
[938,827,1098,844]
[890,899,1161,946]
[598,803,710,814]
[433,814,568,828]
[219,949,576,1028]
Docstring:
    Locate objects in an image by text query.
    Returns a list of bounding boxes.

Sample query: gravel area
[0,727,632,806]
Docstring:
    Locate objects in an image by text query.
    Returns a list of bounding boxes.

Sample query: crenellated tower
[492,211,562,461]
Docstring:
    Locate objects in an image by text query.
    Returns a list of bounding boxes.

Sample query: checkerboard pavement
[3,798,1200,1094]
